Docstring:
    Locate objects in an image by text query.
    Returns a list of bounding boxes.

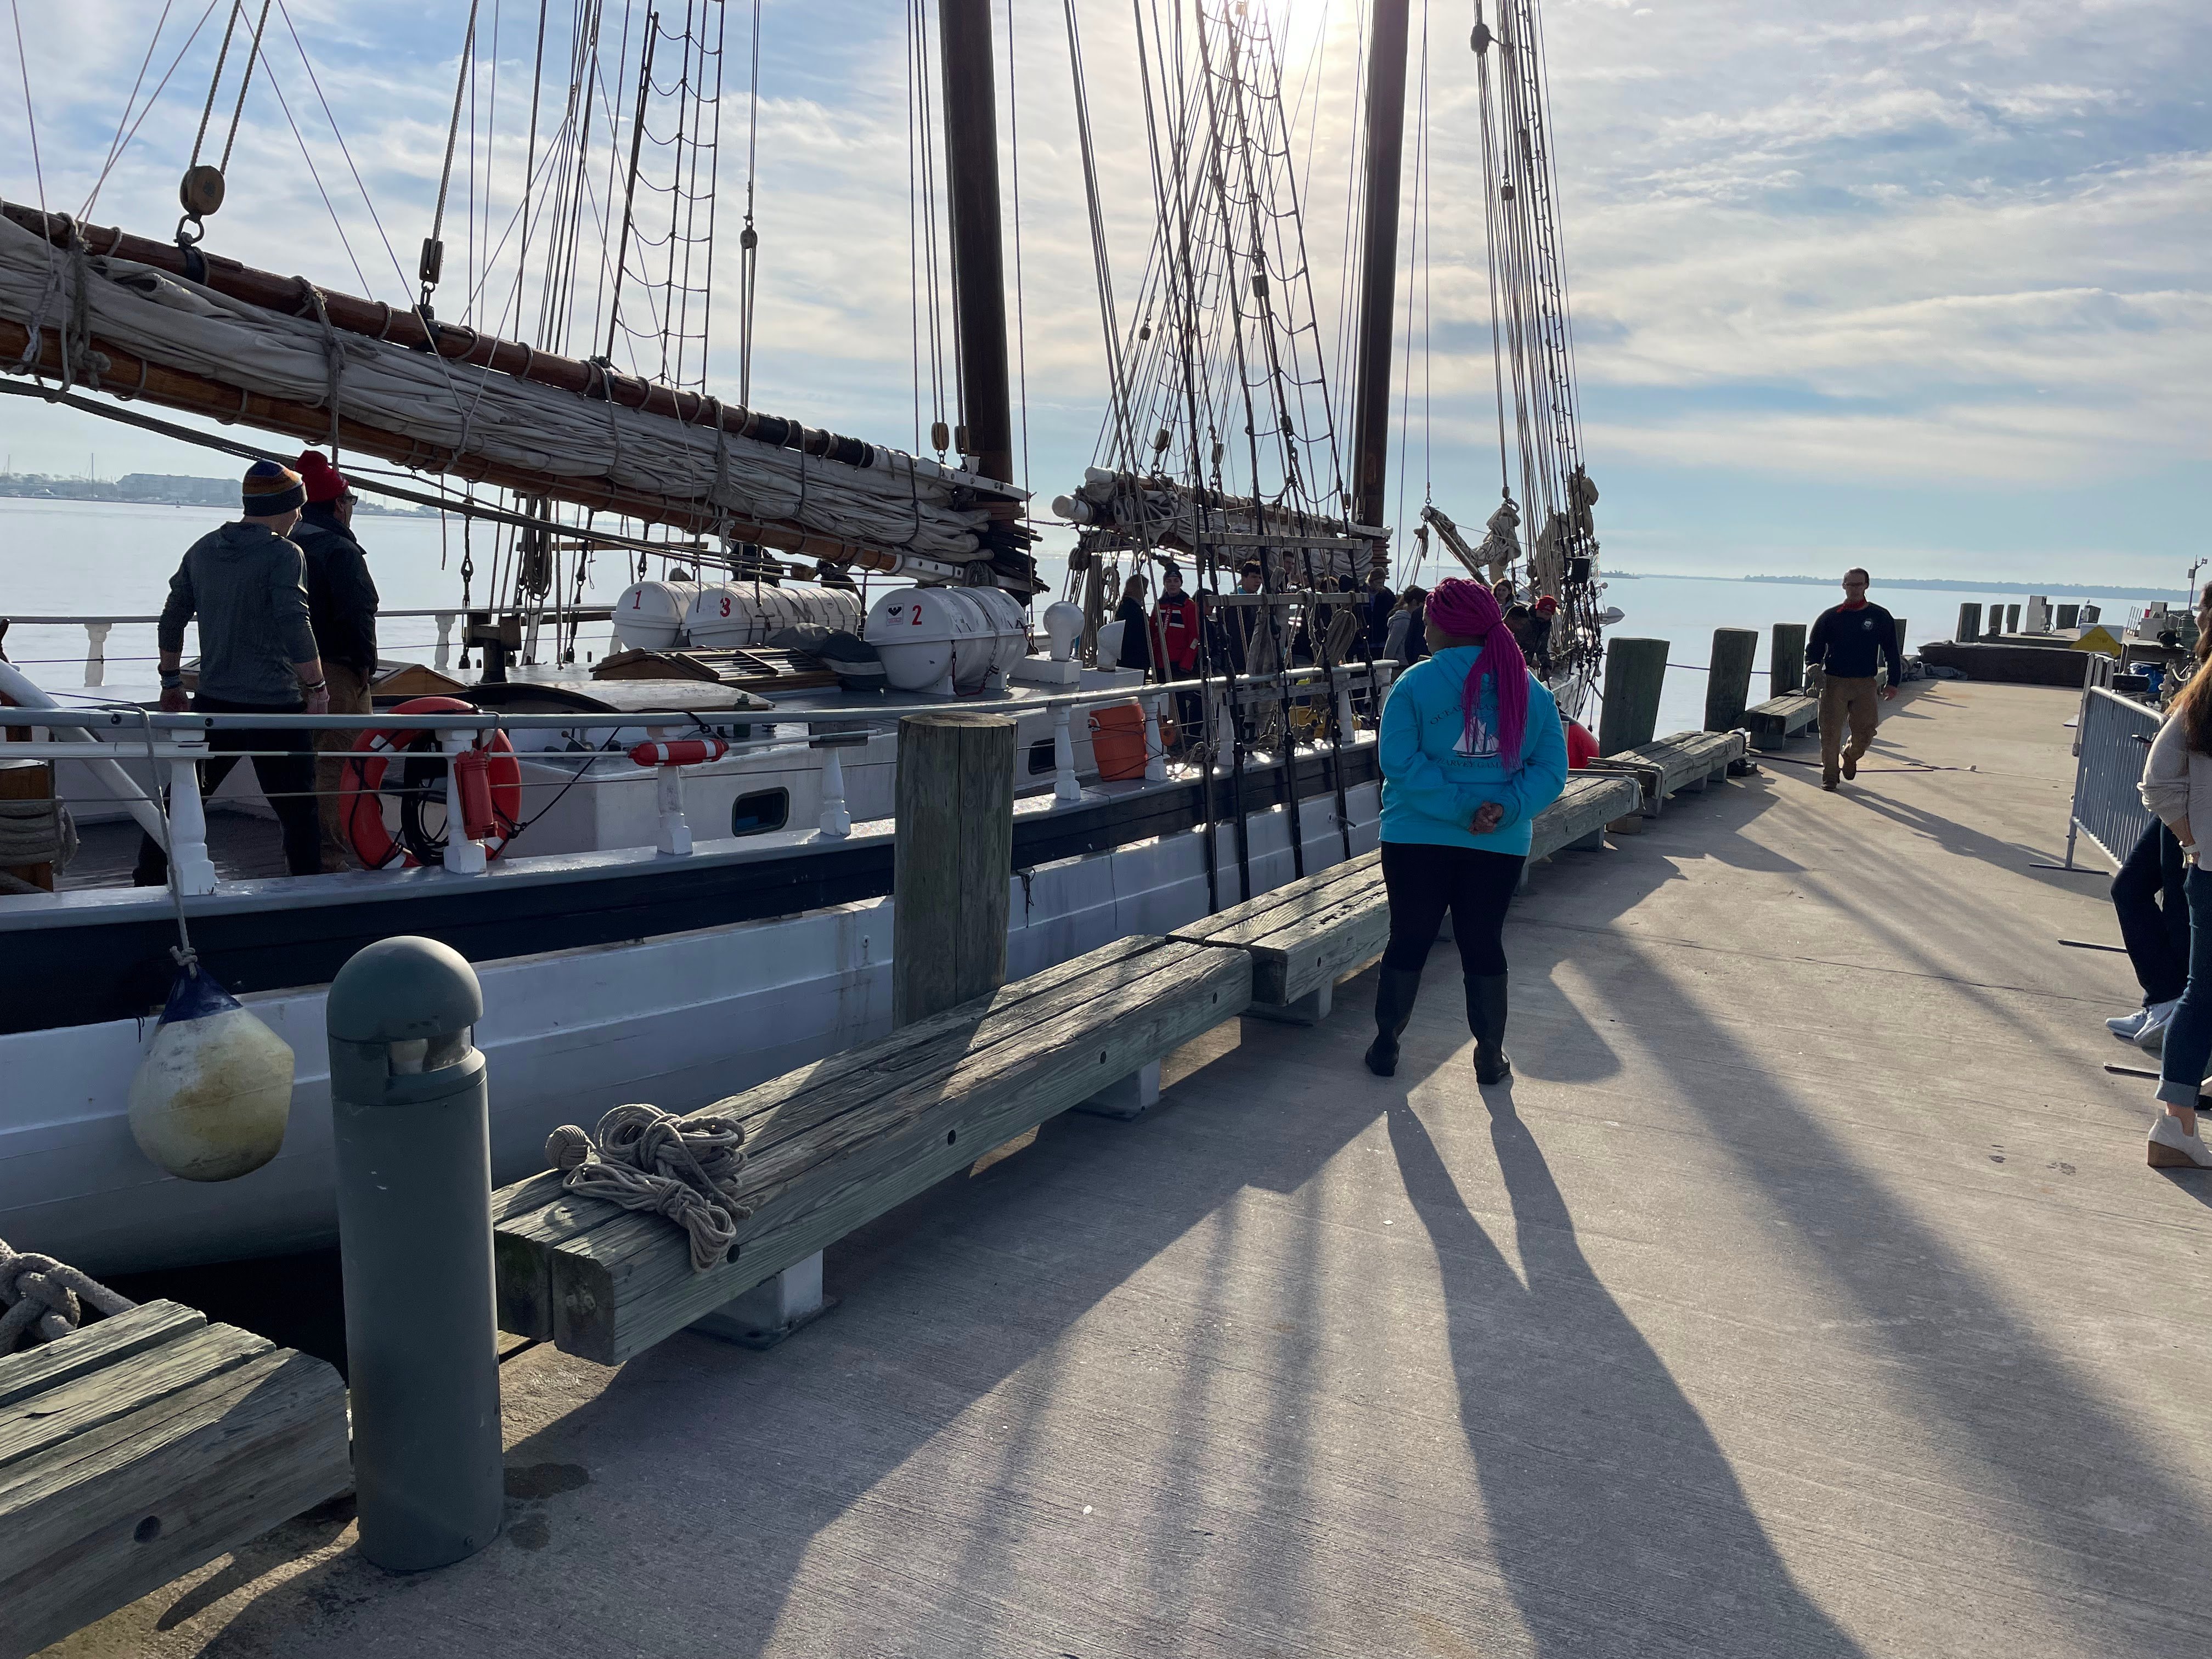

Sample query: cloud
[0,0,2203,584]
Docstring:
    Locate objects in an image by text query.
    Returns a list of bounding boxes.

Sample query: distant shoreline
[1600,571,2185,602]
[0,473,435,517]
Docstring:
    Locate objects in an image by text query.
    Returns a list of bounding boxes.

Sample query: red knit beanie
[295,450,349,504]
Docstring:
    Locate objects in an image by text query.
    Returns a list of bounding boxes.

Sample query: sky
[0,0,2204,586]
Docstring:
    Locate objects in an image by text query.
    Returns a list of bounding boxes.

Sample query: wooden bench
[1746,691,1820,749]
[0,1301,350,1659]
[1169,851,1389,1024]
[1166,771,1649,1021]
[491,933,1252,1366]
[1588,730,1749,827]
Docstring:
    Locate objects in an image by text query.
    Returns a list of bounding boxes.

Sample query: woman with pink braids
[1366,577,1568,1082]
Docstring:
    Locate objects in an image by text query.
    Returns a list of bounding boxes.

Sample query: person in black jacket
[291,451,381,867]
[1365,568,1396,656]
[1112,571,1153,675]
[1807,567,1901,791]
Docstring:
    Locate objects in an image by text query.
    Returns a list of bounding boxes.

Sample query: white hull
[2,783,1378,1275]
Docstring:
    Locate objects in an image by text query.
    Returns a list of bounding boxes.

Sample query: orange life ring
[341,696,522,868]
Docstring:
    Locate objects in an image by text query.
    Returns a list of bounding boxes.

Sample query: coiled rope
[0,1236,136,1353]
[0,795,75,871]
[544,1102,753,1273]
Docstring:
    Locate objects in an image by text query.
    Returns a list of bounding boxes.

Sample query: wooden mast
[1346,0,1410,554]
[936,0,1016,490]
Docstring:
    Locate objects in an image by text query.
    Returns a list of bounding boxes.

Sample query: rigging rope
[426,0,486,306]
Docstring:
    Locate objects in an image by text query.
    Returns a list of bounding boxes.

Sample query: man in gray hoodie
[134,460,331,883]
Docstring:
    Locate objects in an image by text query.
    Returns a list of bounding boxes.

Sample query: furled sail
[0,205,1036,591]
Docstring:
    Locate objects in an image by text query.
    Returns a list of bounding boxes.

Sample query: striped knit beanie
[240,459,306,516]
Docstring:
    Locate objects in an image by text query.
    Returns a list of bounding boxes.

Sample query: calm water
[0,498,2166,733]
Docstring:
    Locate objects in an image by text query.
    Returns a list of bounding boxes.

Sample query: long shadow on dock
[178,735,2209,1656]
[1496,768,2212,1652]
[1387,1089,1864,1657]
[187,1035,1395,1656]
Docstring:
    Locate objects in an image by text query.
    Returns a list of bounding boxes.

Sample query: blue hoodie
[1378,644,1569,854]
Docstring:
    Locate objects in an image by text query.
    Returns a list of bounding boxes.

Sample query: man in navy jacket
[1807,567,1902,790]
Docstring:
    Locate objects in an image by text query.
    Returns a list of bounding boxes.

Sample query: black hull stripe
[5,750,1373,1033]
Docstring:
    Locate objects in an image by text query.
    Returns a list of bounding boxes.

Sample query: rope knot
[543,1104,753,1272]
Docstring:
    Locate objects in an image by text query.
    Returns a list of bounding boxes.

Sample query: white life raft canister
[125,967,296,1182]
[612,580,702,651]
[865,585,1029,694]
[686,583,864,650]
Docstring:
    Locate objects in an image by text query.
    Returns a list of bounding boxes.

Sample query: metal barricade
[2062,684,2159,870]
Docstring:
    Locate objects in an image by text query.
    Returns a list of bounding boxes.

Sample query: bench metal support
[691,1252,833,1350]
[1075,1058,1164,1120]
[1246,981,1334,1025]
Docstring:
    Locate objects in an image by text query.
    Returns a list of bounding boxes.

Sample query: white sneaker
[2148,1113,2212,1170]
[2108,1008,2152,1039]
[2135,998,2182,1054]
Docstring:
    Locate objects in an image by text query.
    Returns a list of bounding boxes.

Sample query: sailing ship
[0,0,1609,1273]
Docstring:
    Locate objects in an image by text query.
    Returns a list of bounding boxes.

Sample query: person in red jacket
[1151,563,1204,755]
[1151,564,1201,679]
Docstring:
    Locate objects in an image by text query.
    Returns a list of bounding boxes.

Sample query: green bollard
[328,936,502,1572]
[1599,636,1669,754]
[1705,628,1759,731]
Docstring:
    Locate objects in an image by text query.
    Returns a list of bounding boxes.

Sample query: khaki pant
[1818,673,1880,784]
[314,661,375,869]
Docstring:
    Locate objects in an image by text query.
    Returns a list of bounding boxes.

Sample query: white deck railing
[1,608,622,684]
[0,662,1387,896]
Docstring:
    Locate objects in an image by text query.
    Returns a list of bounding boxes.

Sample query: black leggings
[1380,840,1526,978]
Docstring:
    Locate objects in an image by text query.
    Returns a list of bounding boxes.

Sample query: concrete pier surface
[51,681,2212,1658]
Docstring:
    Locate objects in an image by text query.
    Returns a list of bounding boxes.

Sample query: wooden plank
[0,1324,270,1474]
[0,1347,349,1659]
[540,944,1254,1363]
[1623,731,1745,794]
[490,935,1177,1335]
[0,1301,205,1412]
[1250,888,1391,1006]
[1169,850,1377,946]
[1528,775,1640,861]
[1747,691,1819,749]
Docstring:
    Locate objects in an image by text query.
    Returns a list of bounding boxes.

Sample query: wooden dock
[51,680,2212,1658]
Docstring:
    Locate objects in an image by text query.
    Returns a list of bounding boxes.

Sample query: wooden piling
[1703,629,1759,731]
[1770,624,1808,696]
[2056,603,2080,630]
[1956,603,1982,643]
[1894,618,1909,665]
[2006,603,2022,633]
[1599,637,1669,755]
[893,711,1017,1027]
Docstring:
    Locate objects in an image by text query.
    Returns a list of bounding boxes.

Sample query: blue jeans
[2157,865,2212,1107]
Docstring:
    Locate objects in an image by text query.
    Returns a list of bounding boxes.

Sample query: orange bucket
[1088,702,1149,781]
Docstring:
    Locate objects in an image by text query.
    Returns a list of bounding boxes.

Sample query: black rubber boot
[1466,973,1511,1085]
[1364,967,1423,1076]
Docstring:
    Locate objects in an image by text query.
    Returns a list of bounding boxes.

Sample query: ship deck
[55,680,2212,1659]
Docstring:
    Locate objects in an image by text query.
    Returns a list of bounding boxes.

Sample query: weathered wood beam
[494,935,1251,1364]
[0,1304,349,1659]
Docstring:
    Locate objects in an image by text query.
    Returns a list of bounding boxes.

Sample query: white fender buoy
[126,968,296,1182]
